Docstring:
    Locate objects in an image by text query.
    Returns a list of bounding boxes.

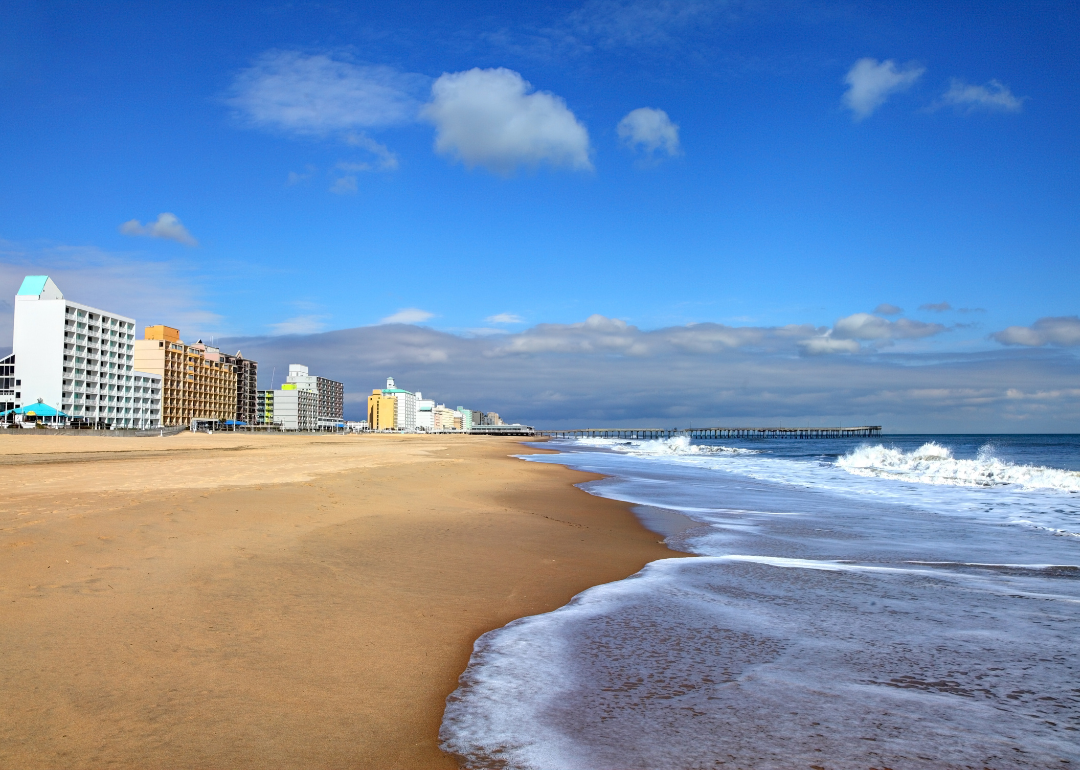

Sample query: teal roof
[382,389,413,395]
[17,276,49,296]
[0,403,69,417]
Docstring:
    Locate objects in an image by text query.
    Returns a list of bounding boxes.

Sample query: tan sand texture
[0,433,679,768]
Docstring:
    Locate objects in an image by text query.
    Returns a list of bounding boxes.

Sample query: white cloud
[486,313,525,324]
[992,317,1080,348]
[831,313,946,341]
[842,58,925,120]
[0,240,222,346]
[269,315,328,336]
[617,107,680,157]
[380,308,435,325]
[329,175,358,195]
[119,213,199,246]
[329,135,400,193]
[491,314,821,357]
[940,78,1025,113]
[344,133,399,169]
[423,67,592,175]
[874,303,903,315]
[797,313,948,355]
[287,165,316,185]
[798,336,862,356]
[226,50,425,136]
[217,317,1080,432]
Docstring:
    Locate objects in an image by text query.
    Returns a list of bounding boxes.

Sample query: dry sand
[0,432,679,768]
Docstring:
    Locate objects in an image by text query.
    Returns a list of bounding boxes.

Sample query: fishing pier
[537,426,881,440]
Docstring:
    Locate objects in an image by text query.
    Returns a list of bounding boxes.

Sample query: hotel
[11,276,161,428]
[133,326,237,426]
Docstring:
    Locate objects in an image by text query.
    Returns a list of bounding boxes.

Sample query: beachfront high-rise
[368,389,397,430]
[11,276,162,428]
[273,383,318,430]
[285,364,344,429]
[381,376,416,431]
[133,326,237,426]
[227,352,258,425]
[416,393,434,430]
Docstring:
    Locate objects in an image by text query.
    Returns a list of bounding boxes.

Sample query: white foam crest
[624,435,759,456]
[838,442,1080,491]
[562,435,759,456]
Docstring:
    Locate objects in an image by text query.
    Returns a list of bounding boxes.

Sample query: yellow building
[133,325,237,426]
[367,389,397,430]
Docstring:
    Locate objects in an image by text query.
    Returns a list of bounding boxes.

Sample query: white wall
[392,391,416,431]
[273,388,318,430]
[13,278,139,426]
[13,292,66,410]
[416,398,434,430]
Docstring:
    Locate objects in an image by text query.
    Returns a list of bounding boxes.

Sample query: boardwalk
[537,426,881,440]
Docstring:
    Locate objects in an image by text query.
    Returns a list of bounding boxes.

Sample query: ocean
[440,434,1080,769]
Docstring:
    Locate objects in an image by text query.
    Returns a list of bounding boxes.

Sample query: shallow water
[441,435,1080,769]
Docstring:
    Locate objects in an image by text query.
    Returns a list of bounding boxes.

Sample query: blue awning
[0,403,69,418]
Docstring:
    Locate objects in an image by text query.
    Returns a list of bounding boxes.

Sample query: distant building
[256,390,275,425]
[433,404,462,431]
[286,364,344,430]
[0,353,19,414]
[134,326,236,426]
[381,376,416,431]
[368,389,397,430]
[482,412,505,426]
[225,352,258,425]
[274,384,318,431]
[416,393,434,431]
[12,275,160,428]
[456,407,474,431]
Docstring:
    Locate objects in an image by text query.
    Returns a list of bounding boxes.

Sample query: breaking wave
[838,442,1080,491]
[574,435,759,456]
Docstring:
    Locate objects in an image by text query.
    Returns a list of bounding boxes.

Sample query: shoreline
[0,433,681,768]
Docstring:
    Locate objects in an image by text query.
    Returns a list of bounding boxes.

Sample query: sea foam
[838,441,1080,491]
[577,434,759,456]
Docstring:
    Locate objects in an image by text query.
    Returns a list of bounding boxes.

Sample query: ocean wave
[838,442,1080,491]
[575,435,759,456]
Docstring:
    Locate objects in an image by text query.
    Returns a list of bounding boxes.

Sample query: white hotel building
[11,276,161,428]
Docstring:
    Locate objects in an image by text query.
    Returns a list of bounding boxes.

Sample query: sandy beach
[0,432,679,769]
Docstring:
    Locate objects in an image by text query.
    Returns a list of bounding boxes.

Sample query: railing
[537,426,882,439]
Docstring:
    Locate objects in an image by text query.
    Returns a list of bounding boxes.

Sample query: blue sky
[1,1,1078,429]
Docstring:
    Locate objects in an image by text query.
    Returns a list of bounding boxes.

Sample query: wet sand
[0,432,679,769]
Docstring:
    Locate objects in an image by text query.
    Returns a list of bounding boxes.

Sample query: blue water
[440,435,1080,769]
